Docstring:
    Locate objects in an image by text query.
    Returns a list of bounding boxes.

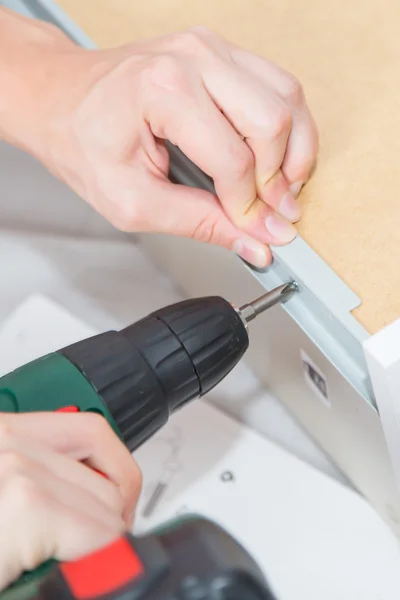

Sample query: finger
[143,63,259,229]
[0,413,142,525]
[281,106,319,193]
[0,422,124,520]
[202,62,299,219]
[0,450,125,533]
[139,119,170,177]
[229,47,319,190]
[109,167,296,261]
[91,161,274,267]
[0,471,119,588]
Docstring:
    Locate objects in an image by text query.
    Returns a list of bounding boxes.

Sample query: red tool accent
[60,537,144,600]
[93,468,107,478]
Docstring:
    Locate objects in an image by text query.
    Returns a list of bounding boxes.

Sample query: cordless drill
[0,282,296,599]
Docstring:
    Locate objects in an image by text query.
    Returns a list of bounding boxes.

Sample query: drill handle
[1,516,276,600]
[0,533,147,600]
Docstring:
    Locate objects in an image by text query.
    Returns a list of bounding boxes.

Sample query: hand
[0,412,142,590]
[29,27,318,268]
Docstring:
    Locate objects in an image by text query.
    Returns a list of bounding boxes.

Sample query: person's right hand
[0,412,142,591]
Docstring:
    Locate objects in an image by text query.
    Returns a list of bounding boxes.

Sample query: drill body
[0,297,248,452]
[1,516,276,600]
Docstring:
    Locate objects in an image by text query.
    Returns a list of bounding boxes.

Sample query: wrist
[0,10,95,175]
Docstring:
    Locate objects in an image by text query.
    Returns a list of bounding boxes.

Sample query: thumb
[142,177,272,269]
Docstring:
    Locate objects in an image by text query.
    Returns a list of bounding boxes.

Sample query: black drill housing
[60,297,249,452]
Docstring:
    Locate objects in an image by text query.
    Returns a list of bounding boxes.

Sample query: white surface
[2,295,400,600]
[364,320,400,493]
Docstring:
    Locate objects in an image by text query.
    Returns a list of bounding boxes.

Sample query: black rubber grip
[151,296,249,395]
[59,331,170,451]
[60,297,248,452]
[121,316,199,411]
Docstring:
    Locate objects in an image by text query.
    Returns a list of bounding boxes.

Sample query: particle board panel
[56,0,400,334]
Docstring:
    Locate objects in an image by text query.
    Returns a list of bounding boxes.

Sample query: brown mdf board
[57,0,400,335]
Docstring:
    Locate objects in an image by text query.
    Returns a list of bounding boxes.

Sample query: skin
[0,7,318,587]
[0,9,318,268]
[0,412,142,589]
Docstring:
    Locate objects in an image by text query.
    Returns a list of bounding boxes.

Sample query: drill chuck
[60,297,249,452]
[60,284,296,452]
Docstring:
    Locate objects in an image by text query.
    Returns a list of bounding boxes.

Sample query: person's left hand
[26,27,319,267]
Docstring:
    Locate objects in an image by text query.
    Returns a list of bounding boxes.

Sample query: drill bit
[239,282,298,324]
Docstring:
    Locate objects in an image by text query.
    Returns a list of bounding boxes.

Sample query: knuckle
[0,451,28,478]
[269,106,293,139]
[85,412,111,440]
[191,215,220,245]
[288,164,309,183]
[105,480,125,513]
[171,29,213,57]
[284,75,305,105]
[188,25,214,38]
[133,462,143,490]
[288,122,320,182]
[144,54,185,93]
[229,144,254,180]
[7,475,44,509]
[114,202,140,232]
[0,421,13,449]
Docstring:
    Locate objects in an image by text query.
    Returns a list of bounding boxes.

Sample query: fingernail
[289,182,303,198]
[232,238,269,268]
[265,214,297,243]
[279,192,301,222]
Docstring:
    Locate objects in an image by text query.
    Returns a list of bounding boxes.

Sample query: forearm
[0,8,85,164]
